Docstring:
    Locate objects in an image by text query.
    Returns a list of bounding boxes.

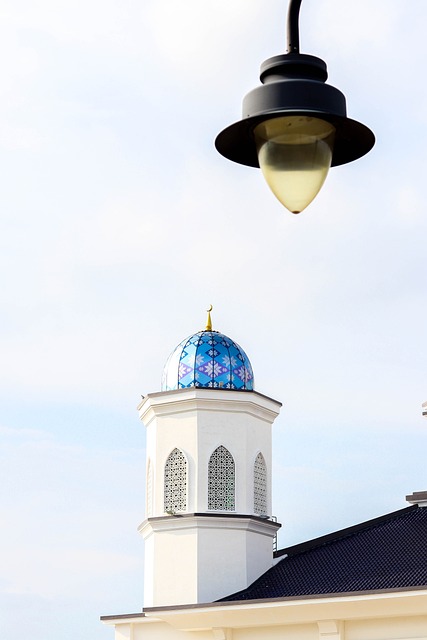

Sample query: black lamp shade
[215,54,375,169]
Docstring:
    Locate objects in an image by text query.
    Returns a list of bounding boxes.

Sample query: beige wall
[112,617,427,640]
[346,615,427,640]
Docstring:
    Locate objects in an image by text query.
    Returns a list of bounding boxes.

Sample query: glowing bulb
[254,116,336,213]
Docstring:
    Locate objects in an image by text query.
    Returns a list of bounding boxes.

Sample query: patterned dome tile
[162,330,254,392]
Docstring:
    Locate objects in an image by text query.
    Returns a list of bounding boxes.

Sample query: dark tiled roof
[220,505,427,601]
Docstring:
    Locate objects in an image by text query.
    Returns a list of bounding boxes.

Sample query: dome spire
[205,304,213,331]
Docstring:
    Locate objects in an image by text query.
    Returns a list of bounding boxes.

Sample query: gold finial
[205,304,213,331]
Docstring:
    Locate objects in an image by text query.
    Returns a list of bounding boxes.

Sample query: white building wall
[139,515,280,607]
[140,388,280,518]
[195,406,273,514]
[138,387,282,608]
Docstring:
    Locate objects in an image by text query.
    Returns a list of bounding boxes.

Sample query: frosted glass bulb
[254,116,336,213]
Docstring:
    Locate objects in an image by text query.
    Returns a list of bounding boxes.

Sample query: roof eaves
[141,584,427,614]
[274,504,418,559]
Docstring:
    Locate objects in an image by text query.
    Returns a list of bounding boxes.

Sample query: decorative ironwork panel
[254,452,267,515]
[208,445,235,511]
[146,458,153,517]
[164,448,187,513]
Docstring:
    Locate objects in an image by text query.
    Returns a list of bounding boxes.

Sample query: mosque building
[101,309,427,640]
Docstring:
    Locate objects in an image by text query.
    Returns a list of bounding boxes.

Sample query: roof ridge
[274,504,418,559]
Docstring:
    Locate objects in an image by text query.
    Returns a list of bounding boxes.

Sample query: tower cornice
[138,388,282,427]
[138,512,282,539]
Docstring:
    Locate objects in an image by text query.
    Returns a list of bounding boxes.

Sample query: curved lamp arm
[287,0,302,53]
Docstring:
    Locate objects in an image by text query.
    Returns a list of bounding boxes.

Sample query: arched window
[164,448,187,513]
[208,445,235,511]
[146,459,153,517]
[254,452,267,515]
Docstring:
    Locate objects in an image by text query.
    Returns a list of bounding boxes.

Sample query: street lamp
[215,0,375,214]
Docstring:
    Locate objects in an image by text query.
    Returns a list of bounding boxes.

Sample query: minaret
[138,308,282,607]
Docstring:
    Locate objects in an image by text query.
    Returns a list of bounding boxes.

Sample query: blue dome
[162,330,254,391]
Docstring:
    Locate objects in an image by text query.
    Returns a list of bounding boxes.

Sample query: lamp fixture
[215,0,375,214]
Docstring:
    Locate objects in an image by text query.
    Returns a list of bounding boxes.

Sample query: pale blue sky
[1,1,427,638]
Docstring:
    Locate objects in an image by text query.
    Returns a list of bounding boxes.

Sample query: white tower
[138,309,282,607]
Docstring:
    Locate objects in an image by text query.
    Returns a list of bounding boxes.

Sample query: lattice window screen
[146,459,153,517]
[254,452,267,515]
[164,448,187,513]
[208,445,235,511]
